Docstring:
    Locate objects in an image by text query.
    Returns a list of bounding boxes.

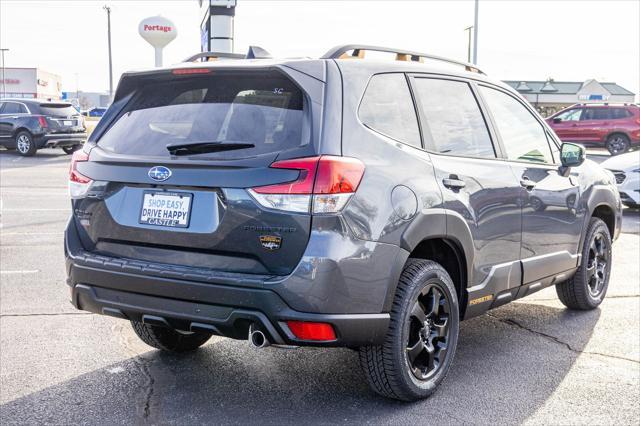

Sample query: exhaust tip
[248,324,270,348]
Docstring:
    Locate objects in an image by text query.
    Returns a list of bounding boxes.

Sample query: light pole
[0,48,8,99]
[464,26,473,63]
[103,5,113,99]
[472,0,479,64]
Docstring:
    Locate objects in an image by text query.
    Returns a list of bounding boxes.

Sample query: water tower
[138,16,178,67]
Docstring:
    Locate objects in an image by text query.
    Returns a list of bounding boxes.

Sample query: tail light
[286,321,336,341]
[38,116,48,128]
[248,156,365,214]
[69,150,93,199]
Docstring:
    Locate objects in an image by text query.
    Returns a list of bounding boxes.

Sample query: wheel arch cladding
[406,238,468,319]
[591,204,616,238]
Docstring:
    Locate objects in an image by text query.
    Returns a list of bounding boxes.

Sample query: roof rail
[183,51,245,62]
[321,44,485,74]
[183,45,272,63]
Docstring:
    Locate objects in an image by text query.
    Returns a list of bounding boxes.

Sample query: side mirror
[560,142,585,169]
[553,117,562,124]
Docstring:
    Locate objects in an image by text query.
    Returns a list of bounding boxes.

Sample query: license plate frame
[139,191,193,228]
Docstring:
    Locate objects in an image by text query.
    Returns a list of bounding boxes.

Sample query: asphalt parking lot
[0,148,638,425]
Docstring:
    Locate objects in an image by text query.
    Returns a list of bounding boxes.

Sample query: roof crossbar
[320,44,485,74]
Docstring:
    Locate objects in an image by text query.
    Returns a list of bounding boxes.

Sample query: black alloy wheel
[406,283,451,381]
[585,232,610,298]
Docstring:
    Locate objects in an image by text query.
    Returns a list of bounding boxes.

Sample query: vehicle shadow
[0,149,71,170]
[0,302,602,425]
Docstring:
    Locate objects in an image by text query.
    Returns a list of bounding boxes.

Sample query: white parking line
[0,232,64,236]
[0,270,39,275]
[1,208,70,211]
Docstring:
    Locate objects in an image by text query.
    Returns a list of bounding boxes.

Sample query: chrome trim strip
[467,261,516,293]
[468,250,580,293]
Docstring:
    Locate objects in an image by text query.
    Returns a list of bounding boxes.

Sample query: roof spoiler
[321,44,485,75]
[183,45,272,63]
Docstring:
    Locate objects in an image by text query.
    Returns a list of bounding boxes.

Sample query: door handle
[520,177,537,190]
[443,175,466,190]
[571,123,578,127]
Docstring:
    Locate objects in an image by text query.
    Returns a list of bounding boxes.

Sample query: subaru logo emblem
[148,166,172,182]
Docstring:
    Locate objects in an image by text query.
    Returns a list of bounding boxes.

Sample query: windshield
[40,104,78,117]
[98,71,307,159]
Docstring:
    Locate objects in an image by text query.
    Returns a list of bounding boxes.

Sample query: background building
[62,91,111,110]
[200,0,236,53]
[503,79,636,117]
[0,67,62,100]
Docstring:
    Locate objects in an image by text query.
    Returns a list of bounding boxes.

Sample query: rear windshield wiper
[166,141,255,156]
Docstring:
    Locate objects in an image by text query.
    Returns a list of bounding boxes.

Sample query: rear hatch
[40,103,85,133]
[72,67,320,276]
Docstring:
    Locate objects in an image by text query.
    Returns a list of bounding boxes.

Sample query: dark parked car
[547,103,640,155]
[65,45,622,401]
[0,99,87,156]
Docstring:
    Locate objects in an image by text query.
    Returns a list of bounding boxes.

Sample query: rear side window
[480,86,553,164]
[412,78,494,158]
[40,104,77,117]
[611,108,632,119]
[98,71,307,159]
[2,102,28,114]
[358,74,421,147]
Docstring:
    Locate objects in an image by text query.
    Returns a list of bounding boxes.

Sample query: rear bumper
[36,132,86,148]
[65,220,390,347]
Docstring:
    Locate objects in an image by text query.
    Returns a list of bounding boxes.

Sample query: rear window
[98,71,307,159]
[40,103,78,117]
[358,73,421,147]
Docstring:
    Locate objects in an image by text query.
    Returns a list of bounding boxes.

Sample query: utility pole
[75,72,79,108]
[472,0,479,64]
[103,5,113,99]
[464,26,473,63]
[0,48,8,98]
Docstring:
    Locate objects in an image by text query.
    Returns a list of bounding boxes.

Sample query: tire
[606,134,630,156]
[530,196,546,212]
[62,145,81,155]
[556,217,612,310]
[15,131,37,156]
[358,259,459,401]
[131,321,212,352]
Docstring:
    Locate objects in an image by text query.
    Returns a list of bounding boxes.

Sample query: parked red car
[546,104,640,155]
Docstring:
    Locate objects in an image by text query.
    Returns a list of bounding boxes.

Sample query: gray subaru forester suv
[65,45,622,401]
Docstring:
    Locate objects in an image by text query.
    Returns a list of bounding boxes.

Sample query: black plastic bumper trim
[71,279,389,347]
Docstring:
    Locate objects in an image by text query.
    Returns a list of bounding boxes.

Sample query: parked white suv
[601,151,640,208]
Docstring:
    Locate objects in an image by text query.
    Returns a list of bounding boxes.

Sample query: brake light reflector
[286,321,336,341]
[38,116,48,128]
[69,150,93,198]
[249,156,365,214]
